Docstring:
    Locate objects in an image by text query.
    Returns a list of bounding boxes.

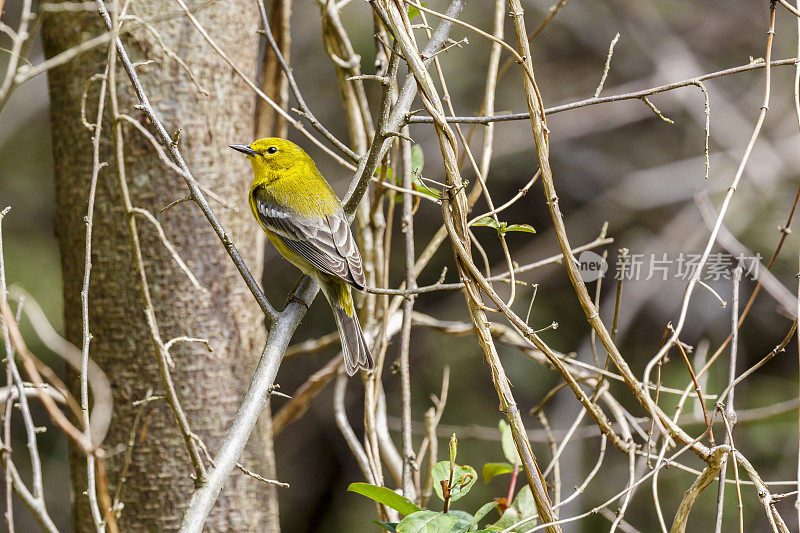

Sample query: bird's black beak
[229,144,257,156]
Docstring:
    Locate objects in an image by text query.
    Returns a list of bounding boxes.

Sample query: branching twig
[670,445,730,533]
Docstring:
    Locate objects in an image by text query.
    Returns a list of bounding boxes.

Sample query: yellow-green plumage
[233,137,372,376]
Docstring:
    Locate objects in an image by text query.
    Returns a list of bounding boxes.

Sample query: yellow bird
[230,138,374,376]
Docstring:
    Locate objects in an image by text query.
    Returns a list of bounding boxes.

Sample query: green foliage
[411,144,425,173]
[448,510,476,531]
[407,2,427,19]
[397,511,456,533]
[376,165,394,180]
[487,486,537,531]
[431,461,476,504]
[472,217,536,236]
[449,433,458,463]
[498,420,521,465]
[348,482,422,516]
[410,144,441,200]
[413,178,441,199]
[409,144,440,199]
[349,423,531,532]
[471,502,499,527]
[481,462,513,484]
[395,509,497,533]
[378,145,440,201]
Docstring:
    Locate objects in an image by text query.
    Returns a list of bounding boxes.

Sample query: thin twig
[407,58,797,125]
[79,39,112,532]
[594,33,620,97]
[715,269,742,532]
[129,208,204,292]
[398,132,417,498]
[0,208,56,532]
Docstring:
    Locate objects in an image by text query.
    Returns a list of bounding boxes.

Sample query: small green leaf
[397,511,457,533]
[376,165,394,180]
[503,224,536,234]
[447,510,475,533]
[407,2,427,20]
[411,144,425,173]
[471,502,499,527]
[499,421,521,466]
[374,521,399,532]
[491,486,537,531]
[472,217,500,230]
[432,462,477,504]
[413,176,440,198]
[449,433,458,464]
[510,485,537,518]
[348,483,423,516]
[472,218,535,236]
[481,462,513,484]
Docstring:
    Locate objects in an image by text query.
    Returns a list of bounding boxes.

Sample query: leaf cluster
[348,423,538,532]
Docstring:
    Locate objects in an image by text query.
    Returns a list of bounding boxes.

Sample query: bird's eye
[267,146,278,154]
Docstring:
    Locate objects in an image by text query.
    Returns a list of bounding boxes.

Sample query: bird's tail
[324,282,374,376]
[333,305,373,376]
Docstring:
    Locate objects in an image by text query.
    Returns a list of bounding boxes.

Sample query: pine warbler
[230,138,374,376]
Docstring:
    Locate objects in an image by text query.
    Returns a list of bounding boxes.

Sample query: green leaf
[374,522,399,532]
[510,485,537,518]
[413,176,440,198]
[397,511,457,533]
[481,462,513,484]
[432,461,477,504]
[448,510,475,533]
[491,486,537,531]
[407,2,427,20]
[471,502,499,527]
[449,433,458,464]
[376,165,394,180]
[472,218,535,236]
[492,506,520,528]
[348,483,423,516]
[385,145,439,200]
[499,421,521,466]
[504,224,536,234]
[472,217,501,230]
[411,144,425,173]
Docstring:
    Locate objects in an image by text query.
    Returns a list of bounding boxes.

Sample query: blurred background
[3,0,800,531]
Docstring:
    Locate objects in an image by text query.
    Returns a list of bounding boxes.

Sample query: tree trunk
[42,2,279,531]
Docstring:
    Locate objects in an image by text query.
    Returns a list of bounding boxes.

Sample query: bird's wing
[326,209,366,289]
[254,199,365,290]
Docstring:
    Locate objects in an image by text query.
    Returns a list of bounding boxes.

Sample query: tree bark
[42,2,279,531]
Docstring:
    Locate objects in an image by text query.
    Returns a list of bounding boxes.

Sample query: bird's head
[230,138,315,185]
